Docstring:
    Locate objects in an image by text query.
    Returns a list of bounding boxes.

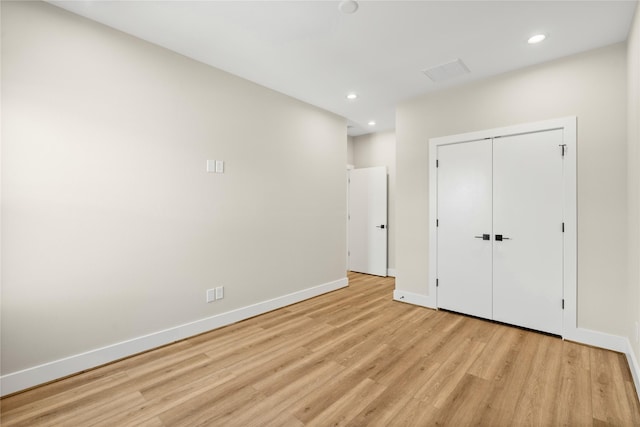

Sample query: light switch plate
[215,160,224,174]
[206,160,216,173]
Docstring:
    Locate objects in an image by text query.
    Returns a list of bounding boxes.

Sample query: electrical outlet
[206,289,216,303]
[215,286,224,300]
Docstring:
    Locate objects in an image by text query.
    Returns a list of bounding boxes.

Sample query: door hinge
[436,278,439,287]
[562,222,565,232]
[562,299,565,309]
[436,219,439,227]
[560,144,567,157]
[436,159,439,168]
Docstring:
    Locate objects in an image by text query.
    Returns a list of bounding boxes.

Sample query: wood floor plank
[511,334,564,425]
[301,309,389,354]
[406,315,482,372]
[429,373,494,426]
[224,361,346,427]
[325,294,388,327]
[202,320,328,373]
[291,344,394,424]
[134,417,165,427]
[113,369,236,426]
[133,417,165,427]
[384,309,464,352]
[66,392,148,427]
[2,272,639,427]
[472,329,547,425]
[250,351,344,397]
[303,377,386,427]
[467,324,521,380]
[18,390,146,427]
[158,381,262,427]
[413,337,486,408]
[625,379,640,426]
[591,346,640,425]
[139,357,238,400]
[345,355,441,427]
[389,397,439,426]
[0,371,132,426]
[0,360,129,415]
[329,304,422,371]
[125,353,212,382]
[553,341,593,426]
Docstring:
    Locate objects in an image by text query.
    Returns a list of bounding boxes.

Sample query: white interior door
[348,167,387,276]
[436,140,493,319]
[492,130,564,334]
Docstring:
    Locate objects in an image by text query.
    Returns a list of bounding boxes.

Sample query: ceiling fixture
[346,93,358,100]
[338,0,359,14]
[368,120,376,126]
[528,34,547,44]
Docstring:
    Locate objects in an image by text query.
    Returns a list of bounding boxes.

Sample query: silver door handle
[474,234,490,240]
[495,234,511,241]
[376,225,385,229]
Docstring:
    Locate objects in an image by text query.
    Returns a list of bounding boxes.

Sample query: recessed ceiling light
[346,93,358,100]
[368,120,376,126]
[338,0,359,14]
[528,34,546,44]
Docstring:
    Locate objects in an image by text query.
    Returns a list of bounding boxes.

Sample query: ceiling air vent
[422,58,470,82]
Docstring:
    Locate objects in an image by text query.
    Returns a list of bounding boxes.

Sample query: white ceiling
[48,0,637,136]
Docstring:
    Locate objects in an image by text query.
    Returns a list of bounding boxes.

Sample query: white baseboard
[0,277,348,397]
[393,289,436,309]
[387,268,397,277]
[6,277,637,402]
[563,327,627,353]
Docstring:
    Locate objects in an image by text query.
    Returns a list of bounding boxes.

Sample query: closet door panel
[436,140,493,319]
[492,130,564,335]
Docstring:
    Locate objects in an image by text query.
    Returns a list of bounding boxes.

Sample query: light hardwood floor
[2,272,640,426]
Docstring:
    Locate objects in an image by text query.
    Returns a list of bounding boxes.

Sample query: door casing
[428,117,576,338]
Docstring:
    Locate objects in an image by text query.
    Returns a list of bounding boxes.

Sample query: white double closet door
[437,129,564,335]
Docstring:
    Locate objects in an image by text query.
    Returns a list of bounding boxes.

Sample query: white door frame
[348,166,388,277]
[428,116,577,338]
[347,164,354,270]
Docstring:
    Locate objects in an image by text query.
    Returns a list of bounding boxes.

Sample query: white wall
[1,0,346,386]
[347,136,355,166]
[396,43,628,336]
[628,4,640,363]
[351,131,396,272]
